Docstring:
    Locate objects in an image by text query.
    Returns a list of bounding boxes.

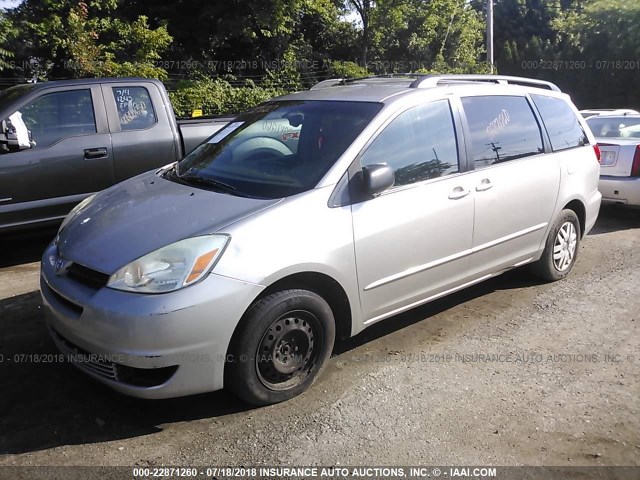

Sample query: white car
[580,108,639,119]
[586,115,640,206]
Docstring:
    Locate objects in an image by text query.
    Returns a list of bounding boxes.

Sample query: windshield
[173,100,382,199]
[586,117,640,139]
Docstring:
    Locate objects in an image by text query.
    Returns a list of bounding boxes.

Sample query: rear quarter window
[461,95,544,168]
[112,86,156,131]
[531,94,588,151]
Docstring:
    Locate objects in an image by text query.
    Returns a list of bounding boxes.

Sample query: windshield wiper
[179,174,236,191]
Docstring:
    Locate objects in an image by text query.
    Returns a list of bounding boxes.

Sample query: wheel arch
[562,198,586,238]
[225,271,353,362]
[258,272,352,342]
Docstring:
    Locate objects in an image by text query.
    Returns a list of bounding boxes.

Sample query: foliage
[0,12,16,71]
[168,77,287,117]
[327,60,368,78]
[347,0,487,74]
[6,0,172,80]
[472,0,640,108]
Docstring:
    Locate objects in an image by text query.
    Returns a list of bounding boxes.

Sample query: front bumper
[40,243,264,399]
[599,176,640,206]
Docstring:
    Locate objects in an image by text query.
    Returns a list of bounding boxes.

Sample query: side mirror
[362,163,394,196]
[1,116,33,152]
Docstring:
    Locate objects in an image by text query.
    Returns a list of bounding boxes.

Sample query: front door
[0,85,114,229]
[351,99,475,324]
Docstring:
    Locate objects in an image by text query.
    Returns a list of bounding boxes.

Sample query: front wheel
[531,209,581,282]
[225,289,335,406]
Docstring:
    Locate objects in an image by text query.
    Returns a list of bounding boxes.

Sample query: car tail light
[593,144,601,163]
[631,145,640,177]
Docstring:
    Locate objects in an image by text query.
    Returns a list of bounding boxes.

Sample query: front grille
[51,329,117,380]
[51,329,179,388]
[44,282,84,317]
[66,262,110,290]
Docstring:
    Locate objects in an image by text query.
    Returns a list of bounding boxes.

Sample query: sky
[0,0,23,9]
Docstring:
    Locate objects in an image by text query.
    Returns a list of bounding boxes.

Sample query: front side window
[360,99,459,187]
[19,89,96,148]
[172,100,382,199]
[461,95,544,168]
[112,87,156,131]
[531,94,588,150]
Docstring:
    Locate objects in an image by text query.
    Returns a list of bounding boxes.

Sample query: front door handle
[84,147,108,160]
[476,178,493,192]
[448,186,470,200]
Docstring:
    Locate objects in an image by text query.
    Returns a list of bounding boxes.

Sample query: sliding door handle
[448,186,470,200]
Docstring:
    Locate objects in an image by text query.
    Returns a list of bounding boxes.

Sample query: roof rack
[310,74,423,90]
[310,74,561,92]
[409,74,561,92]
[310,78,344,90]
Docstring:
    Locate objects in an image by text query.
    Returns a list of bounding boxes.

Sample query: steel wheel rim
[553,221,577,272]
[256,310,321,391]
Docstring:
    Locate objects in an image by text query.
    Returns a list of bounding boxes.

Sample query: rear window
[112,86,156,131]
[461,95,544,168]
[586,116,640,139]
[531,94,588,150]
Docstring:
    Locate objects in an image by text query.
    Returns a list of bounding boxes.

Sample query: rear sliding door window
[461,95,543,168]
[361,99,459,187]
[531,94,588,150]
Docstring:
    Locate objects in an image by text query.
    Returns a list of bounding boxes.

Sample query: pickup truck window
[19,89,96,149]
[173,100,382,199]
[112,86,156,131]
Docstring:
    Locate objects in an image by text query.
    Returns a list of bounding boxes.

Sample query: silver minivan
[40,75,602,405]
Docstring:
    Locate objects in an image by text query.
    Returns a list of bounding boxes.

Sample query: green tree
[5,0,172,80]
[553,0,640,107]
[368,0,487,73]
[0,11,16,71]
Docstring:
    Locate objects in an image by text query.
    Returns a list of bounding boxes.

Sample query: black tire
[225,289,335,406]
[531,209,581,282]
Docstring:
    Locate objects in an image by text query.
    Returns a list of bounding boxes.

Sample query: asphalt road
[0,205,638,468]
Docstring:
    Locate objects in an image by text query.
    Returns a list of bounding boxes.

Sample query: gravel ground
[0,205,638,469]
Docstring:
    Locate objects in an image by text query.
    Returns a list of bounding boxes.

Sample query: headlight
[58,193,97,235]
[107,235,229,294]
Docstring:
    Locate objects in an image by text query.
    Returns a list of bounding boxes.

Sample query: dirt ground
[0,205,638,469]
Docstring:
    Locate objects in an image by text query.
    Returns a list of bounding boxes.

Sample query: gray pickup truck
[0,77,233,232]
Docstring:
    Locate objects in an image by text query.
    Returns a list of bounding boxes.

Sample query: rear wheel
[531,209,581,282]
[225,289,335,405]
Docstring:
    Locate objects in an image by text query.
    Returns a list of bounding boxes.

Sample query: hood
[57,171,281,273]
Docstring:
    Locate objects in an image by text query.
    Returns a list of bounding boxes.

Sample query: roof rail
[310,78,344,90]
[310,74,422,90]
[409,74,561,92]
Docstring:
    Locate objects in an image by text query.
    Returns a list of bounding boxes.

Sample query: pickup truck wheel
[225,289,335,406]
[531,209,581,282]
